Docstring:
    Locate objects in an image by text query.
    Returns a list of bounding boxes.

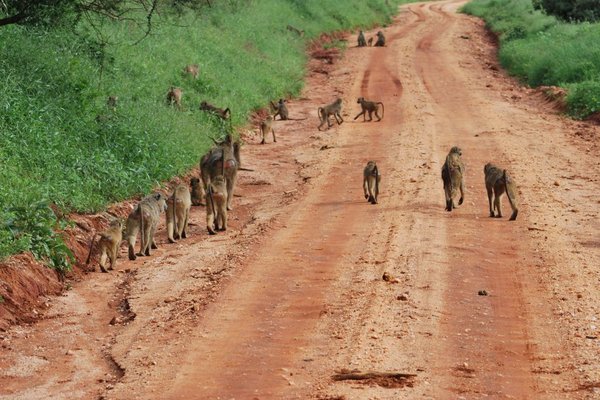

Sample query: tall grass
[0,0,404,269]
[462,0,600,118]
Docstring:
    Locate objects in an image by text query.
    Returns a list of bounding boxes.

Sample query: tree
[537,0,600,22]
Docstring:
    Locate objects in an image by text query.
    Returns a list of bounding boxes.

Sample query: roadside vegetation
[462,0,600,119]
[0,0,404,270]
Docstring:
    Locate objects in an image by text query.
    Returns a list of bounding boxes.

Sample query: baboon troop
[205,175,228,235]
[374,31,386,47]
[260,115,276,144]
[200,101,231,120]
[190,177,205,206]
[167,86,183,108]
[270,99,289,121]
[318,98,343,131]
[484,163,519,221]
[86,219,123,273]
[354,97,384,122]
[363,161,381,204]
[124,192,168,261]
[166,184,192,243]
[441,146,465,212]
[357,30,367,47]
[183,64,199,79]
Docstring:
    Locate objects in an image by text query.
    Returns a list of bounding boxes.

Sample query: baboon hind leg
[99,250,108,273]
[487,188,495,217]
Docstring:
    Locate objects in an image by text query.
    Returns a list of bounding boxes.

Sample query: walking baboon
[124,192,167,261]
[441,146,465,212]
[374,31,386,47]
[317,98,343,131]
[286,24,305,37]
[200,133,240,211]
[484,163,519,221]
[190,177,205,206]
[183,64,199,79]
[85,219,123,273]
[260,115,276,144]
[167,184,192,243]
[167,86,183,108]
[199,101,231,120]
[368,37,373,46]
[270,98,289,120]
[357,30,367,47]
[354,97,384,122]
[107,95,118,111]
[363,161,381,204]
[206,175,228,235]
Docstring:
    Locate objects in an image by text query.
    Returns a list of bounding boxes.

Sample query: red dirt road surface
[1,1,599,399]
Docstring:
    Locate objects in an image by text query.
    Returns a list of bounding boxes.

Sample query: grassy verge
[0,0,405,270]
[462,0,600,118]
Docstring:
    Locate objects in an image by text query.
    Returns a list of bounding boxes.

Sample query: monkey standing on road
[363,161,381,204]
[357,30,367,47]
[484,163,519,221]
[374,31,386,47]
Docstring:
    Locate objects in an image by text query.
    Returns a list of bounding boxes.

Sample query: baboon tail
[378,102,384,119]
[317,107,323,118]
[139,206,145,253]
[172,195,178,239]
[503,169,519,220]
[374,164,379,199]
[85,235,97,265]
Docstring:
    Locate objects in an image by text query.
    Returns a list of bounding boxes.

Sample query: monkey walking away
[85,219,123,273]
[260,115,276,144]
[354,97,384,122]
[206,175,228,235]
[317,98,343,131]
[374,31,386,47]
[124,192,168,261]
[484,163,519,221]
[200,133,241,211]
[357,30,367,47]
[190,177,205,206]
[441,146,465,212]
[167,184,192,243]
[363,161,381,204]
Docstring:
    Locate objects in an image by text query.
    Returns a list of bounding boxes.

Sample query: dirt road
[1,1,599,399]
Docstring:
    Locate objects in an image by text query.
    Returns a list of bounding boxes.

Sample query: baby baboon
[85,219,123,273]
[354,97,384,122]
[199,101,231,120]
[190,177,205,206]
[374,31,386,47]
[286,24,305,37]
[200,133,241,211]
[363,161,381,204]
[317,98,343,131]
[260,115,276,144]
[124,192,167,261]
[206,175,228,235]
[484,163,519,221]
[368,37,373,46]
[167,86,183,108]
[183,64,199,79]
[107,95,118,111]
[167,184,192,243]
[270,98,289,120]
[441,146,465,212]
[357,30,367,47]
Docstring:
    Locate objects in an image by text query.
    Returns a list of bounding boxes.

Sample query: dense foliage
[533,0,600,22]
[462,0,600,118]
[0,0,403,268]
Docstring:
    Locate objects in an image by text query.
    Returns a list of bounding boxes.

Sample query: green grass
[0,0,405,269]
[462,0,600,118]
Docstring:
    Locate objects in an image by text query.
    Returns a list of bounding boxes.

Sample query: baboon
[167,86,183,108]
[107,95,118,111]
[368,37,373,46]
[199,101,231,120]
[167,184,192,243]
[374,31,386,47]
[441,146,465,212]
[354,97,384,122]
[200,133,240,211]
[357,30,367,47]
[85,219,123,273]
[260,115,276,144]
[124,192,167,261]
[484,163,519,221]
[183,64,199,79]
[270,98,289,121]
[317,98,343,131]
[190,177,205,206]
[286,24,305,37]
[363,161,381,204]
[206,175,228,235]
